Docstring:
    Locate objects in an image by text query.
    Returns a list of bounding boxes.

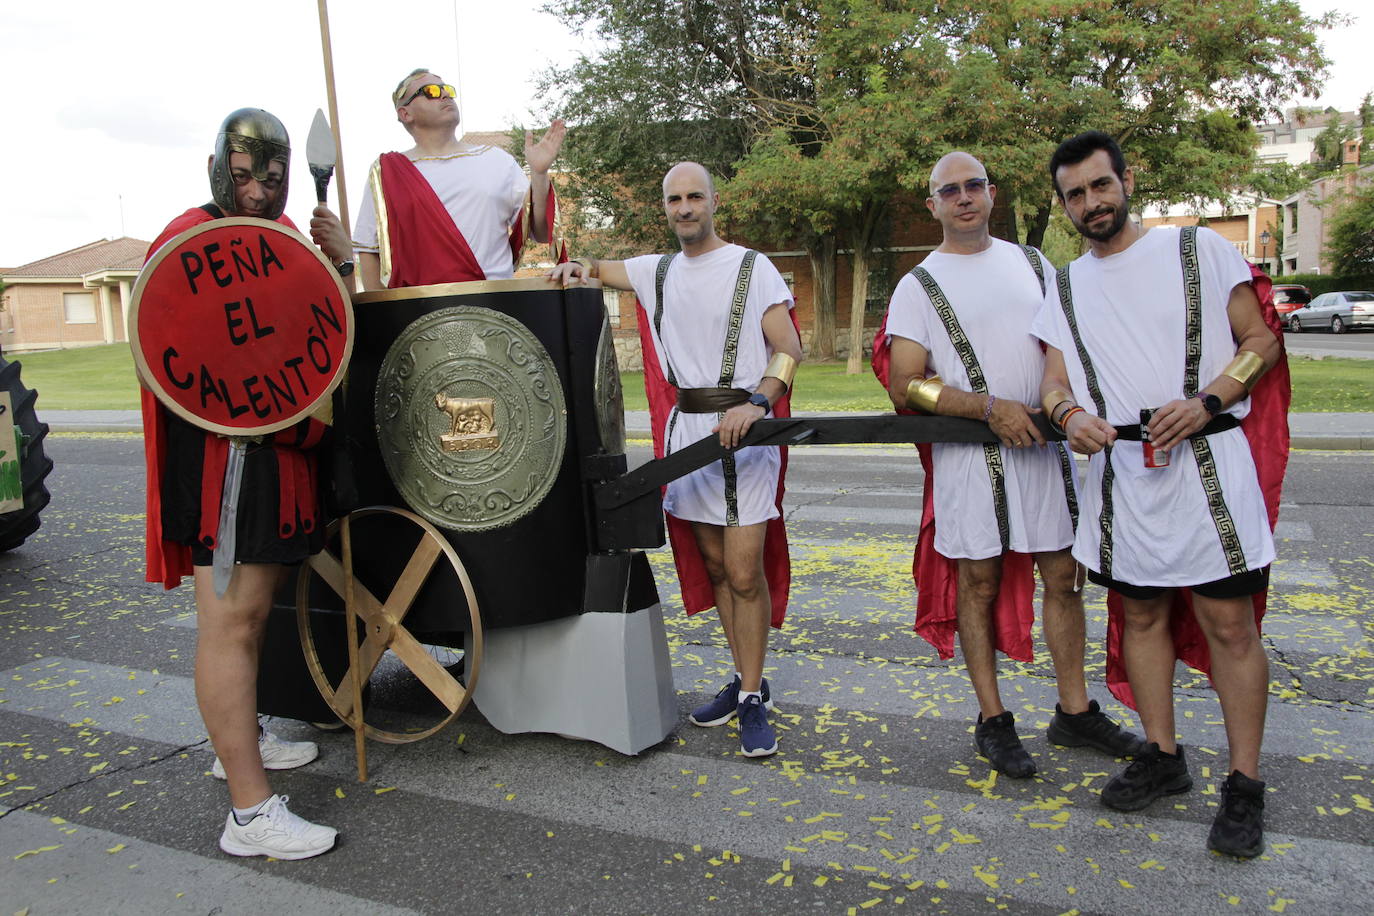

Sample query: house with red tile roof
[0,237,149,352]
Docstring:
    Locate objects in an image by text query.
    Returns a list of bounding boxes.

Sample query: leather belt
[1113,413,1239,441]
[676,387,751,413]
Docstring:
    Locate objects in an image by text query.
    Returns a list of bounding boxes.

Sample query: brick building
[1,238,149,353]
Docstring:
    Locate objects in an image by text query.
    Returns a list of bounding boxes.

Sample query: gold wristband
[1221,350,1265,392]
[905,375,946,413]
[763,352,798,389]
[1041,388,1074,416]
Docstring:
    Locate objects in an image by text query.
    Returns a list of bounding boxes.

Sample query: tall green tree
[1324,181,1374,279]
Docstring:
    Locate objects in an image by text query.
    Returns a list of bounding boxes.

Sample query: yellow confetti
[107,844,126,854]
[335,787,346,799]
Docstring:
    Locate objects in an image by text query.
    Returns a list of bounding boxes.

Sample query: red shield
[131,218,353,436]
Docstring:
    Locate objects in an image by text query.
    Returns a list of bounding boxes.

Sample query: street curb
[45,420,1374,450]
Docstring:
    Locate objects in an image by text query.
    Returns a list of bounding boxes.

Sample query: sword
[212,439,248,597]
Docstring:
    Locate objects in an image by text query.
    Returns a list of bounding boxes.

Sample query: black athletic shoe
[1208,770,1266,859]
[1047,700,1148,758]
[974,711,1036,778]
[1101,743,1192,811]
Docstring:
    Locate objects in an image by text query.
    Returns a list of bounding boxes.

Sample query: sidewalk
[43,409,1374,449]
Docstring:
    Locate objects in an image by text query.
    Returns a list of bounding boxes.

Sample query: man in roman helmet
[353,68,567,288]
[141,108,351,860]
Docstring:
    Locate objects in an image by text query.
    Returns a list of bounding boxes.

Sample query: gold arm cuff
[905,375,946,413]
[763,351,798,389]
[1221,350,1265,392]
[1041,388,1074,416]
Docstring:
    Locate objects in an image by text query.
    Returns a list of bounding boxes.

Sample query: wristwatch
[1194,392,1223,416]
[334,259,355,278]
[747,392,770,410]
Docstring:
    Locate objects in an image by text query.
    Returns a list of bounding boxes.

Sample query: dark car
[1286,290,1374,333]
[1271,284,1310,316]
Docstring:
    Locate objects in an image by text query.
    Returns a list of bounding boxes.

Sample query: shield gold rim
[130,216,354,438]
[296,505,484,744]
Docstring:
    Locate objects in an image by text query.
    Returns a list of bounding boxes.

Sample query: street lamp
[1259,229,1272,274]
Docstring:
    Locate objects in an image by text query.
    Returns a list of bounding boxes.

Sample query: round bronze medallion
[375,306,567,532]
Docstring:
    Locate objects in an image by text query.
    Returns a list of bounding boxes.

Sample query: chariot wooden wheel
[296,505,483,747]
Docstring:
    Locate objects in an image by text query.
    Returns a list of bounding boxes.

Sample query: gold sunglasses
[400,83,457,106]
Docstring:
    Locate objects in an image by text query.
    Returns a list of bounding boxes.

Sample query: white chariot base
[466,603,678,755]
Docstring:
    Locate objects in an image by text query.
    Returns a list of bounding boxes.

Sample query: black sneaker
[1047,700,1148,758]
[1208,770,1266,859]
[974,711,1036,778]
[1101,743,1192,811]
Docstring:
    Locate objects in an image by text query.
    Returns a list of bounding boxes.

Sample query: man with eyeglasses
[353,68,566,289]
[547,162,803,758]
[140,108,350,860]
[874,151,1144,779]
[1031,131,1285,858]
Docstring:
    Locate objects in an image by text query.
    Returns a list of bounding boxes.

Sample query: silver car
[1286,290,1374,334]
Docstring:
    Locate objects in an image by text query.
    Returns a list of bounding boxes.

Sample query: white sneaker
[218,794,338,860]
[211,728,319,780]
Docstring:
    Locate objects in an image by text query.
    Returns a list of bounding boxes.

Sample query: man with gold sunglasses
[353,68,566,289]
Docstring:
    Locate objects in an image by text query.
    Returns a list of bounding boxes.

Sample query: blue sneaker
[737,694,778,757]
[689,676,773,727]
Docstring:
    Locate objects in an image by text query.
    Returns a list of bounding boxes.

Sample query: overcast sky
[0,0,1366,267]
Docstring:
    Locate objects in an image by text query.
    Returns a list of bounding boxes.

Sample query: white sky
[0,0,1367,268]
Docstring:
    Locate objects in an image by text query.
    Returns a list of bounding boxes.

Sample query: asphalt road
[2,436,1372,915]
[1283,328,1374,357]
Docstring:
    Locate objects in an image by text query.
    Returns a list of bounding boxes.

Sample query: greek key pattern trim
[654,252,680,388]
[1056,265,1115,575]
[722,445,740,527]
[1019,245,1046,297]
[913,265,1010,552]
[1179,227,1247,573]
[1054,441,1080,531]
[717,250,758,388]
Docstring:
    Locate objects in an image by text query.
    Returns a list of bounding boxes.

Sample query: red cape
[377,152,564,287]
[635,300,794,628]
[140,208,323,589]
[870,317,1037,660]
[1103,265,1291,708]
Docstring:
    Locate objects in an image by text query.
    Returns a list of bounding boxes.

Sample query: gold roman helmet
[209,108,291,219]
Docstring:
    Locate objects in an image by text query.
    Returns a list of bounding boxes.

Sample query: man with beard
[142,109,351,859]
[353,68,565,288]
[547,162,803,757]
[878,151,1144,778]
[1031,131,1283,858]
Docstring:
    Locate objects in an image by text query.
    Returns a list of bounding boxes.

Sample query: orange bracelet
[1057,406,1085,431]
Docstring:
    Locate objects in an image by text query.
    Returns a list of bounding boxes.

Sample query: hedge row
[1269,272,1374,295]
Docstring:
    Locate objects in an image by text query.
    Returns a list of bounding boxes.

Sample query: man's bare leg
[1035,549,1089,713]
[1118,593,1179,753]
[193,564,280,809]
[692,521,769,691]
[1190,594,1267,778]
[955,555,1004,718]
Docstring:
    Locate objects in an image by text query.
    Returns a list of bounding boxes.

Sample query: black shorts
[1087,566,1270,601]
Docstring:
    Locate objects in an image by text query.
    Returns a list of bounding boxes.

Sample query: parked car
[1285,290,1374,333]
[1271,284,1310,316]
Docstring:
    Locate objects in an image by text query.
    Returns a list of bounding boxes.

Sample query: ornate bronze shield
[375,306,567,532]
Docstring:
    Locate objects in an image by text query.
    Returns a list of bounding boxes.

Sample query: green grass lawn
[10,343,1373,414]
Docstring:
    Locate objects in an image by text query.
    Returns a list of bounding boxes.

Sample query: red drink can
[1141,408,1170,468]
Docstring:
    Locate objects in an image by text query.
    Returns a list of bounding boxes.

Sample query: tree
[1324,180,1374,279]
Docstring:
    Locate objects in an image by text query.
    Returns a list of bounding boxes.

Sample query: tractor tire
[0,348,53,553]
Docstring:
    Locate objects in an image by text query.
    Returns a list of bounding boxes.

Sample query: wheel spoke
[332,631,390,719]
[309,548,386,622]
[389,625,465,713]
[380,536,443,626]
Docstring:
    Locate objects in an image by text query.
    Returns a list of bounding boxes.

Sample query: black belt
[676,387,751,413]
[1113,413,1239,441]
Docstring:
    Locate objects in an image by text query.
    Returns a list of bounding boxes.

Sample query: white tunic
[1029,226,1275,586]
[353,146,529,280]
[885,239,1076,560]
[625,244,794,527]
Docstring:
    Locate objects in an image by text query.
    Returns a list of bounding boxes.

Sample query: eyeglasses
[400,83,457,106]
[933,178,989,200]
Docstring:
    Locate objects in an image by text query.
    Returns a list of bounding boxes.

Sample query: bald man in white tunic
[548,162,803,758]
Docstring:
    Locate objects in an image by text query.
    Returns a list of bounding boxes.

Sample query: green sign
[0,391,20,514]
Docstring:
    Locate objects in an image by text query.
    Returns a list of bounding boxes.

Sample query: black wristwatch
[747,392,771,411]
[334,259,355,278]
[1194,392,1223,416]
